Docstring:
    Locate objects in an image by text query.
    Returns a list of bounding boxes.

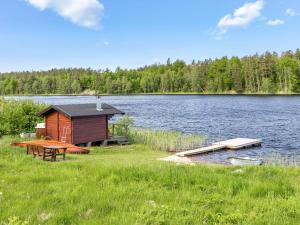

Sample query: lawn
[0,136,300,225]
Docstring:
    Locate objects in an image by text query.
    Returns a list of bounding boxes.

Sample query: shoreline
[3,93,300,97]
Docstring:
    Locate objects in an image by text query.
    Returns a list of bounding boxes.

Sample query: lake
[8,95,300,165]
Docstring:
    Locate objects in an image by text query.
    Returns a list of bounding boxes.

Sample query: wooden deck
[13,140,90,154]
[104,136,129,145]
[176,138,262,157]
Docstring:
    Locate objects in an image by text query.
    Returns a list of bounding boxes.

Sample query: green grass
[0,136,300,225]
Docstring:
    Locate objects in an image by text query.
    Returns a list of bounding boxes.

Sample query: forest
[1,49,300,95]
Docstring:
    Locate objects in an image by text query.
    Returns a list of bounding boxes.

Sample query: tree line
[1,49,300,95]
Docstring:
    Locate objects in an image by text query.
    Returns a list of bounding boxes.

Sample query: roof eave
[71,112,125,118]
[37,105,72,118]
[37,105,53,117]
[38,104,125,118]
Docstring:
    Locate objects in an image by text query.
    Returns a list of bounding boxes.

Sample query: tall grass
[112,116,205,152]
[128,127,205,152]
[264,152,300,166]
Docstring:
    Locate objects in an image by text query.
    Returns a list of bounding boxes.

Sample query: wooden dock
[212,138,262,150]
[176,138,262,157]
[103,136,129,145]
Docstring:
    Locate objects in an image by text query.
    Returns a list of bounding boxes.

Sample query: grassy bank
[0,136,300,225]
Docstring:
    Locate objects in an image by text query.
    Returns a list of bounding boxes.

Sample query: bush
[0,98,46,135]
[114,116,135,136]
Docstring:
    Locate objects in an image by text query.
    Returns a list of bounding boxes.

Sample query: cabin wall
[45,112,72,143]
[46,111,59,140]
[58,113,72,143]
[72,116,108,144]
[36,128,46,139]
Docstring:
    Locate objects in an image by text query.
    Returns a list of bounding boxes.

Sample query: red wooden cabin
[38,103,124,145]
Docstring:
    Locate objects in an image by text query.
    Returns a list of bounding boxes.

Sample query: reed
[127,127,205,152]
[263,152,300,166]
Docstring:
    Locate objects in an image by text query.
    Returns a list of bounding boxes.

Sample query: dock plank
[176,144,226,157]
[212,138,262,149]
[176,138,262,157]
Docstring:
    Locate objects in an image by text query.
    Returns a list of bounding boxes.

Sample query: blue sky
[0,0,300,72]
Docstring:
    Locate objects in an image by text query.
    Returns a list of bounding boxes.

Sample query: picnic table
[42,146,67,161]
[27,144,67,161]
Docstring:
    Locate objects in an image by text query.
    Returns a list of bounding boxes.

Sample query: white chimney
[96,96,103,111]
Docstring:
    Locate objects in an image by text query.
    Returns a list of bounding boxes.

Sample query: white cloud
[286,8,298,17]
[215,0,264,39]
[26,0,104,29]
[103,41,110,46]
[266,19,284,26]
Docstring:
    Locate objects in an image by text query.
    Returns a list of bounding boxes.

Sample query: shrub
[0,98,46,135]
[114,115,135,136]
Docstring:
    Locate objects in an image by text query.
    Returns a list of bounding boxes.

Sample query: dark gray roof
[39,103,124,118]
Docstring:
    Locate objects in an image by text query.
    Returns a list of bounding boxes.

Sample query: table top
[43,146,67,149]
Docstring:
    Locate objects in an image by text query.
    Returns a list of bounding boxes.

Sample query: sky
[0,0,300,72]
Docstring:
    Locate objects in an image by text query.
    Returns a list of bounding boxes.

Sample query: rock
[231,169,244,174]
[84,209,94,218]
[159,155,194,164]
[39,212,52,222]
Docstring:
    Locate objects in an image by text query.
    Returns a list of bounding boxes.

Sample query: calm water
[8,95,300,164]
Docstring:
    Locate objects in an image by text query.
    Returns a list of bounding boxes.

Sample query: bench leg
[51,151,56,161]
[51,151,55,162]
